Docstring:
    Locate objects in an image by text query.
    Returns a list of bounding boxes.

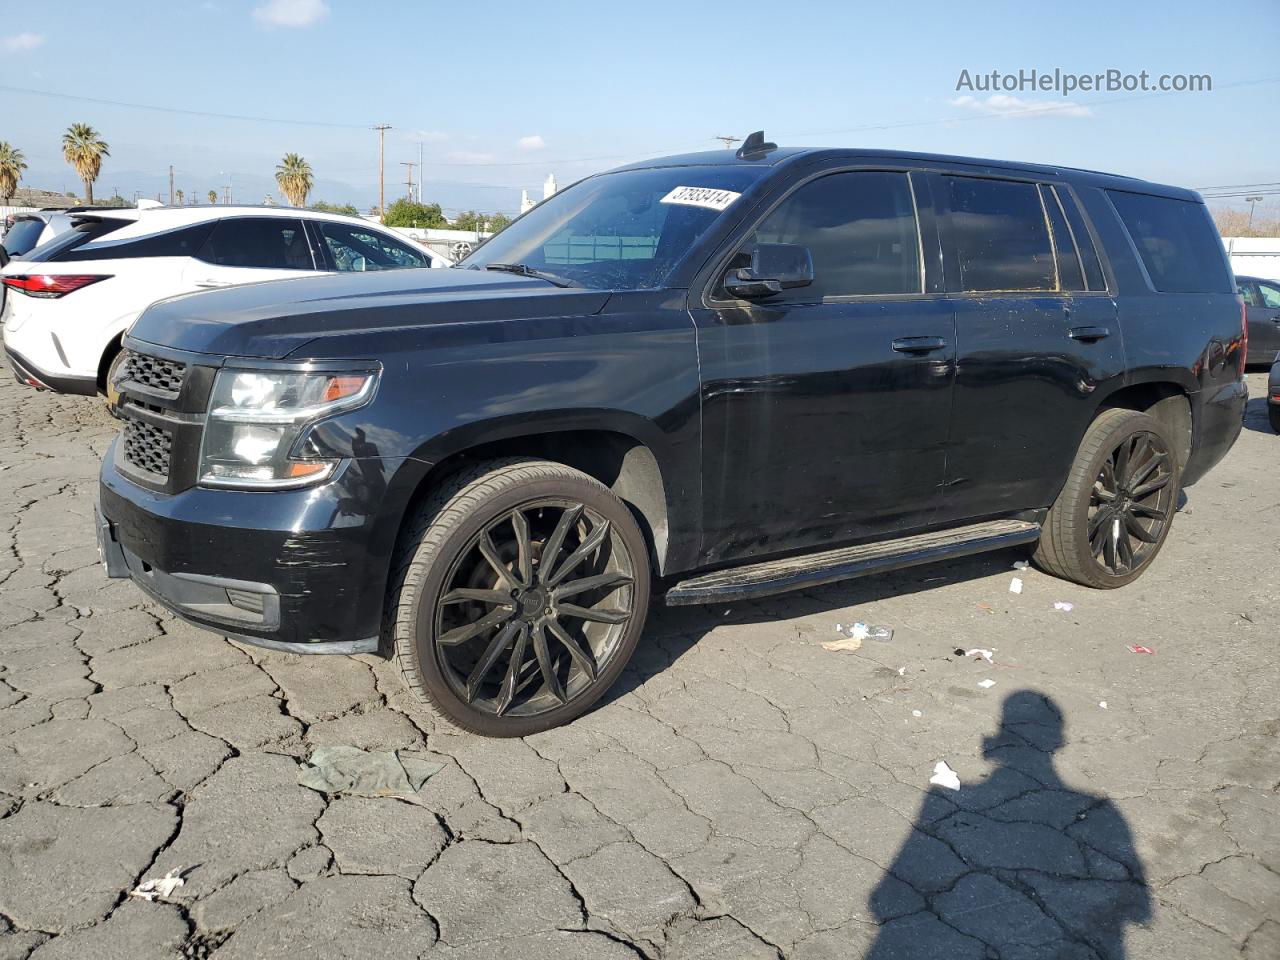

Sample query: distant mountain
[15,167,528,216]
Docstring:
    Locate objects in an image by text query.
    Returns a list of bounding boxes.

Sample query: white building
[1223,237,1280,282]
[520,173,559,214]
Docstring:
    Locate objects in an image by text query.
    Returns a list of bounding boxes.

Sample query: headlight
[199,367,378,489]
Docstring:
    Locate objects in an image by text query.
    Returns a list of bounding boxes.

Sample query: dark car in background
[96,134,1247,736]
[1236,274,1280,367]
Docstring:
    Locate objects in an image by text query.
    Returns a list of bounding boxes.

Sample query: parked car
[96,134,1246,736]
[1236,274,1280,368]
[2,205,447,397]
[1269,356,1280,433]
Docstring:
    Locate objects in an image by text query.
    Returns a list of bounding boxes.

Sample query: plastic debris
[965,648,995,664]
[1053,601,1075,612]
[130,868,185,902]
[298,746,446,801]
[1012,560,1030,570]
[1099,701,1108,709]
[835,622,893,643]
[1009,577,1024,594]
[912,709,923,717]
[823,634,862,652]
[1126,644,1156,655]
[898,667,906,676]
[978,678,996,689]
[929,760,961,791]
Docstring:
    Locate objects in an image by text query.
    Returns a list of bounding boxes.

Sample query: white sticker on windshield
[659,185,741,211]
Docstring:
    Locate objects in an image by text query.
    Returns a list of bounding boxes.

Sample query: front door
[691,169,956,565]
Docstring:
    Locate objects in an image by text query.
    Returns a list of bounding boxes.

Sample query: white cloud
[446,150,497,164]
[516,134,546,151]
[3,32,45,53]
[252,0,329,28]
[949,94,1093,119]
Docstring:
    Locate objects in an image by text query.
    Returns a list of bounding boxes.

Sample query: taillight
[1238,295,1248,374]
[0,274,110,298]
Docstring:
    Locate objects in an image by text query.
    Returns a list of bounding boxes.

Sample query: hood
[128,267,612,360]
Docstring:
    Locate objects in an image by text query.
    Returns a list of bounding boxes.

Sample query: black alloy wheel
[1087,430,1176,576]
[432,499,636,719]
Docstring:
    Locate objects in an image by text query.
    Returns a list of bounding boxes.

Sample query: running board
[665,519,1041,606]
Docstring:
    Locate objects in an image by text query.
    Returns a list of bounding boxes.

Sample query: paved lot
[0,370,1277,960]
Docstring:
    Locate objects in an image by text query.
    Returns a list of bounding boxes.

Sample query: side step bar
[665,519,1041,606]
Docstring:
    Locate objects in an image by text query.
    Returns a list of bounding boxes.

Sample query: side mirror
[724,242,814,299]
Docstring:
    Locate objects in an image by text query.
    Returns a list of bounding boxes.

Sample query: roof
[614,145,1198,201]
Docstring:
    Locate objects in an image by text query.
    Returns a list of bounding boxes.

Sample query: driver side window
[740,171,923,301]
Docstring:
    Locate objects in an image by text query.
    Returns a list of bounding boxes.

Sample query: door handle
[891,336,947,354]
[1069,325,1111,341]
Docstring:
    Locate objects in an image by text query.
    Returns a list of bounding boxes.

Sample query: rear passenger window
[61,222,215,262]
[1107,190,1232,293]
[945,177,1055,291]
[1040,185,1084,291]
[742,171,922,299]
[197,218,314,270]
[316,221,428,271]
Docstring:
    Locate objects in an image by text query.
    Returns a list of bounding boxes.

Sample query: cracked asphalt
[0,369,1277,960]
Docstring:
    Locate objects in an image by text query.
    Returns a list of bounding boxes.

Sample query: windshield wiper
[481,262,579,288]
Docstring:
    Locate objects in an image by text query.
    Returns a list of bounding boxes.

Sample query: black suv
[97,134,1246,736]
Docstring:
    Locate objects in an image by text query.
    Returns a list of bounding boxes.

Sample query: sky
[1,0,1278,216]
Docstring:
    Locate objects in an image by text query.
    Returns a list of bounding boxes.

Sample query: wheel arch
[1095,379,1193,469]
[394,425,674,577]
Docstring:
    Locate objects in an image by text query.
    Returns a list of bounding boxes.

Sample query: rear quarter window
[1,218,48,257]
[1107,190,1231,294]
[19,218,132,263]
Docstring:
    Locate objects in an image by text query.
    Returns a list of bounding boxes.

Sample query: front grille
[121,350,187,397]
[122,418,173,478]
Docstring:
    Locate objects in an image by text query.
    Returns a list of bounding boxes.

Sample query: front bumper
[98,437,395,655]
[5,345,97,395]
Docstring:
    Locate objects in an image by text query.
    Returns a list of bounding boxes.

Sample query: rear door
[309,219,433,273]
[187,217,324,288]
[932,173,1125,522]
[1248,279,1280,363]
[692,167,956,564]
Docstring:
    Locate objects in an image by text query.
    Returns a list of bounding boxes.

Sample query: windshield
[461,165,766,290]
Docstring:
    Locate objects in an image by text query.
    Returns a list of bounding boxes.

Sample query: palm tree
[61,123,110,204]
[175,189,184,206]
[275,153,313,207]
[208,189,218,205]
[0,142,27,203]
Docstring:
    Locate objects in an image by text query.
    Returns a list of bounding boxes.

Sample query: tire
[387,458,651,737]
[1033,409,1181,589]
[1270,404,1280,434]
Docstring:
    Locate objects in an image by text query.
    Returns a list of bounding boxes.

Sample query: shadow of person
[865,691,1151,960]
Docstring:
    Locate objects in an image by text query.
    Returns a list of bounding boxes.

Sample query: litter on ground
[1099,701,1108,709]
[1126,644,1156,655]
[835,622,894,643]
[978,678,996,689]
[1053,601,1075,612]
[130,868,185,902]
[297,746,446,800]
[929,761,961,791]
[977,602,995,614]
[965,648,995,664]
[822,634,862,653]
[1009,577,1024,594]
[1012,560,1030,570]
[912,709,923,717]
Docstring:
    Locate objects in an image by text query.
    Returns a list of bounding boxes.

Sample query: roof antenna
[735,130,777,160]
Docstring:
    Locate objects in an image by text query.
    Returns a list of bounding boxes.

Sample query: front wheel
[387,458,650,737]
[1034,409,1180,589]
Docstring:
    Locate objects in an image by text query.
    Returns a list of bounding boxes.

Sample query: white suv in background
[1,206,447,396]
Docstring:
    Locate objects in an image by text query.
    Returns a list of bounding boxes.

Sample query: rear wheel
[387,459,650,737]
[1034,409,1180,588]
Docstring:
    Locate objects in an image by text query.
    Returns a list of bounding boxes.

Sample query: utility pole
[418,141,424,203]
[714,135,741,149]
[168,165,175,205]
[1246,195,1264,232]
[400,162,416,200]
[373,124,391,221]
